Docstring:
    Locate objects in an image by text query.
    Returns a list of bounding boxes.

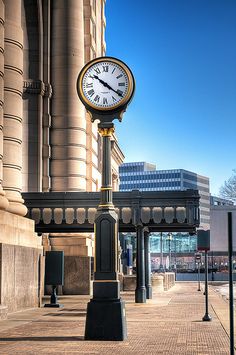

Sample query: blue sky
[105,0,236,196]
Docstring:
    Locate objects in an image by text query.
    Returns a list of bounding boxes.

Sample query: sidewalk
[0,282,232,354]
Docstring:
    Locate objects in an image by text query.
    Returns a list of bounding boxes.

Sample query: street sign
[197,230,210,251]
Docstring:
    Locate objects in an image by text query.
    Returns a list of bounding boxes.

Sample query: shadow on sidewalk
[43,312,86,317]
[0,336,84,342]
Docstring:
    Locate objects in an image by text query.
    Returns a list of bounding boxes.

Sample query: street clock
[77,56,135,120]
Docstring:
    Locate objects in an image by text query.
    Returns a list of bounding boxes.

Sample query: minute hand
[93,75,123,97]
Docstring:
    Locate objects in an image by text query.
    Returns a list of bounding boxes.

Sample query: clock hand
[93,75,123,97]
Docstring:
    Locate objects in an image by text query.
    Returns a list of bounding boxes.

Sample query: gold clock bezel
[77,57,135,112]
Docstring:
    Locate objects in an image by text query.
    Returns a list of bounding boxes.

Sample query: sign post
[197,230,212,321]
[195,252,202,291]
[228,212,234,355]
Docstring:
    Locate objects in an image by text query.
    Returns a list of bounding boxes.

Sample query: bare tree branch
[219,169,236,202]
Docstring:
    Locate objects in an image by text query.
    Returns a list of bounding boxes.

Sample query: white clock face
[81,60,131,110]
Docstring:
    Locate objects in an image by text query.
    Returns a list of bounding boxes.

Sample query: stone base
[0,243,43,313]
[152,275,164,292]
[0,210,42,248]
[85,299,127,340]
[62,256,91,295]
[50,235,94,257]
[123,275,136,291]
[0,305,8,320]
[0,210,43,314]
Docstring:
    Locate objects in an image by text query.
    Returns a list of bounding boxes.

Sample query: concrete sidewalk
[0,282,233,354]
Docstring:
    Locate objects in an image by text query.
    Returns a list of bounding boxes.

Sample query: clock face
[77,57,134,111]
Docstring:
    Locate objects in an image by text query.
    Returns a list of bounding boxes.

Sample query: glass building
[119,162,210,272]
[119,232,198,272]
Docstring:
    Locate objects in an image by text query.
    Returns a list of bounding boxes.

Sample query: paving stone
[0,282,232,354]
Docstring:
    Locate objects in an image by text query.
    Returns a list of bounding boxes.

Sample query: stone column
[0,1,8,210]
[144,230,152,299]
[135,225,146,303]
[50,0,87,192]
[3,0,27,216]
[42,0,52,192]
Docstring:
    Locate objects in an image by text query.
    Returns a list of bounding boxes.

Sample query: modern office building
[0,0,125,315]
[210,195,234,206]
[119,162,236,274]
[209,196,236,272]
[119,162,210,271]
[119,162,210,230]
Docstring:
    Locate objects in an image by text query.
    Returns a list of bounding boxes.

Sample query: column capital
[98,127,115,137]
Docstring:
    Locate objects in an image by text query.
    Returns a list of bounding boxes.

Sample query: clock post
[77,57,135,341]
[85,120,126,341]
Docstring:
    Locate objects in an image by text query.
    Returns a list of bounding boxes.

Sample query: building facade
[209,205,236,272]
[118,162,210,272]
[210,195,234,206]
[119,162,210,230]
[0,0,125,315]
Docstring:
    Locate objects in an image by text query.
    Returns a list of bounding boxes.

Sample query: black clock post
[85,118,126,341]
[77,57,135,341]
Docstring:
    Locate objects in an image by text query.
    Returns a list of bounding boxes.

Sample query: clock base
[84,297,127,341]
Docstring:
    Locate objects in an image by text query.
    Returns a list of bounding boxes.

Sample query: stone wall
[0,210,43,315]
[0,243,43,313]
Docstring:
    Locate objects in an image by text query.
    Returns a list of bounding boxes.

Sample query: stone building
[0,0,123,316]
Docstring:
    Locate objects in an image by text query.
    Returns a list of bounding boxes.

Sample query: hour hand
[94,75,109,87]
[93,75,123,97]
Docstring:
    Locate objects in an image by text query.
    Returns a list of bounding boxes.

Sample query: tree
[219,170,236,202]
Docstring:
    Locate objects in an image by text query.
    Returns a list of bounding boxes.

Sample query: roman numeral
[102,66,109,72]
[86,83,93,88]
[112,68,116,74]
[88,89,95,96]
[118,82,125,86]
[94,67,101,74]
[94,95,100,102]
[117,89,123,96]
[116,74,123,79]
[103,98,108,105]
[112,96,117,102]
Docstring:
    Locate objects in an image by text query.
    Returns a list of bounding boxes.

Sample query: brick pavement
[0,282,232,354]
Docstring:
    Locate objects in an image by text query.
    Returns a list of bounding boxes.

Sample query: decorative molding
[4,38,23,50]
[23,190,200,233]
[4,64,23,75]
[3,136,22,144]
[4,114,22,123]
[23,80,52,97]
